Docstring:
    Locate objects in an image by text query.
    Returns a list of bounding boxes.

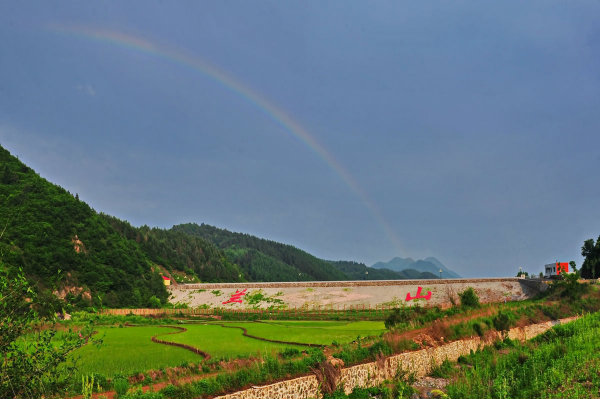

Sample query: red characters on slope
[405,286,432,301]
[222,289,248,304]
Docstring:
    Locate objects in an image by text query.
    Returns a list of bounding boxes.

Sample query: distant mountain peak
[371,256,460,278]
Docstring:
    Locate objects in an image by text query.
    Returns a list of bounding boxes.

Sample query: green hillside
[103,216,243,283]
[0,145,166,308]
[172,223,440,281]
[0,145,241,309]
[172,223,348,281]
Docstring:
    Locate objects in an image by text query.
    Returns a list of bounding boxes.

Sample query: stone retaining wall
[214,375,320,399]
[214,316,578,399]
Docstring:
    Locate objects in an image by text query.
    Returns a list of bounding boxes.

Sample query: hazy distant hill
[371,256,460,278]
[327,261,439,280]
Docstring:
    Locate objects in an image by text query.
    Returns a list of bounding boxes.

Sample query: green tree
[458,287,480,309]
[0,268,94,398]
[581,236,600,279]
[569,261,578,275]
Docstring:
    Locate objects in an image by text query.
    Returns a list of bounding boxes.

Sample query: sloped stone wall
[214,316,578,399]
[215,375,321,399]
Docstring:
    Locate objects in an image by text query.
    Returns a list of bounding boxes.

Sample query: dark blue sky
[1,1,599,277]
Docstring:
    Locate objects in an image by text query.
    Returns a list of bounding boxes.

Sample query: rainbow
[49,25,405,254]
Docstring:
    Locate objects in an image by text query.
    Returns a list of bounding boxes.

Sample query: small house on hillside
[544,262,570,278]
[162,275,171,286]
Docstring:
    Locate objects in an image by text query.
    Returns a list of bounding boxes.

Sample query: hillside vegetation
[172,223,439,282]
[0,146,168,308]
[0,145,240,309]
[173,223,347,281]
[103,216,243,283]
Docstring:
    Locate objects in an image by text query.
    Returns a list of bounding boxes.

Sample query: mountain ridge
[172,223,442,282]
[371,256,460,278]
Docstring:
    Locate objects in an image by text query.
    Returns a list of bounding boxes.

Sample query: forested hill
[172,223,348,281]
[0,145,241,309]
[172,223,440,281]
[102,215,243,283]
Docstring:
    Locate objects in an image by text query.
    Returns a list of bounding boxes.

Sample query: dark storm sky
[1,1,599,276]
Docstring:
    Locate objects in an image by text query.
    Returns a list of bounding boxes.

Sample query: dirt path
[150,325,211,359]
[211,322,325,348]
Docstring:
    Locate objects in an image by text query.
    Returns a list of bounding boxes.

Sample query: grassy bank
[428,310,600,398]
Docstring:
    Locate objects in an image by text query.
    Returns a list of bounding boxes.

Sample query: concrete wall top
[174,277,532,290]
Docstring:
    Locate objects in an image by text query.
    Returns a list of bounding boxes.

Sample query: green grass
[445,312,600,399]
[159,323,301,359]
[73,326,202,378]
[227,320,386,345]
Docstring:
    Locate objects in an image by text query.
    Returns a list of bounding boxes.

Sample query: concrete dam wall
[168,278,546,309]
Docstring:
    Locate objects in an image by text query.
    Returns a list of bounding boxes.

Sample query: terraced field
[75,326,202,377]
[224,320,386,345]
[71,320,386,379]
[158,323,300,359]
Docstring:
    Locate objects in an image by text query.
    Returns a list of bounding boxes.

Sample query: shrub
[492,311,512,332]
[540,304,561,320]
[279,347,301,359]
[91,373,109,391]
[458,287,480,308]
[113,377,129,398]
[472,322,484,337]
[148,295,162,308]
[457,355,472,365]
[430,359,454,378]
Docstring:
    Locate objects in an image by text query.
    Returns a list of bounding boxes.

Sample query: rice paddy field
[72,320,386,378]
[224,320,386,345]
[155,323,298,360]
[74,326,202,377]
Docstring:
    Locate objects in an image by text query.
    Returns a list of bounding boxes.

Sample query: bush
[148,295,162,309]
[472,322,484,337]
[492,311,512,331]
[384,306,414,329]
[430,359,454,378]
[279,347,301,359]
[0,270,95,399]
[113,377,129,398]
[458,287,480,308]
